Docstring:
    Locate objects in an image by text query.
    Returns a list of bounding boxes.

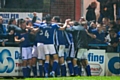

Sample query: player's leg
[31,45,38,77]
[73,58,79,76]
[81,49,91,76]
[77,59,82,76]
[81,59,91,76]
[49,44,59,77]
[37,43,45,77]
[58,45,66,77]
[76,48,85,76]
[71,43,79,76]
[27,47,32,77]
[43,45,50,77]
[65,44,74,76]
[55,45,60,77]
[21,48,29,78]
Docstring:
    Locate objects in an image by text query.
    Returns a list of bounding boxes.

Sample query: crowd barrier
[0,44,120,77]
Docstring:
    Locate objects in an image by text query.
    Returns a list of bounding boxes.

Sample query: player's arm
[14,36,25,43]
[59,19,71,30]
[85,29,96,38]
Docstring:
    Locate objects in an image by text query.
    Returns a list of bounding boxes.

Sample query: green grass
[25,76,120,80]
[0,76,120,80]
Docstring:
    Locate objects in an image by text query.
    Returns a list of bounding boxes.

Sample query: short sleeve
[14,33,20,37]
[33,23,41,27]
[52,24,60,30]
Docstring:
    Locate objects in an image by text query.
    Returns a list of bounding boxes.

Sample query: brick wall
[50,0,75,22]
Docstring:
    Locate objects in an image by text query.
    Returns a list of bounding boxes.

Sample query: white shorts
[37,43,45,60]
[21,47,32,60]
[77,48,88,59]
[58,45,65,57]
[32,45,38,58]
[44,44,57,55]
[65,43,75,58]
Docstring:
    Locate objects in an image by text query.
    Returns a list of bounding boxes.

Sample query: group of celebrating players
[14,14,91,78]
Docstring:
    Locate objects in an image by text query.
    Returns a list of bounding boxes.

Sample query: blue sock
[67,61,74,75]
[78,67,82,76]
[44,62,49,75]
[85,65,91,76]
[32,65,37,77]
[74,65,79,76]
[27,66,31,77]
[56,64,60,76]
[39,64,43,77]
[22,67,27,78]
[52,60,58,72]
[61,64,66,76]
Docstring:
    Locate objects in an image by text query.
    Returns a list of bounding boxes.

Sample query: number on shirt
[39,30,43,35]
[45,30,49,38]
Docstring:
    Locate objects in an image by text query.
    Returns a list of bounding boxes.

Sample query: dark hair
[8,18,16,25]
[19,19,26,24]
[53,16,60,22]
[26,20,32,25]
[42,17,46,21]
[73,21,80,26]
[45,14,52,22]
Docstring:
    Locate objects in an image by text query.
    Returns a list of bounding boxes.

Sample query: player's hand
[65,19,71,24]
[85,29,88,33]
[9,30,14,35]
[2,42,5,46]
[20,37,25,42]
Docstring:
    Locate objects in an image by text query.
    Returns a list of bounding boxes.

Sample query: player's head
[52,16,60,23]
[26,20,32,26]
[33,12,37,17]
[45,14,52,23]
[19,19,26,29]
[8,18,16,25]
[0,16,3,24]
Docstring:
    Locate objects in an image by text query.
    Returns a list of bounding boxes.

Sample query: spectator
[105,28,119,52]
[108,21,118,32]
[7,18,23,42]
[81,21,96,44]
[97,0,114,23]
[32,12,40,24]
[88,21,97,33]
[90,24,106,44]
[86,1,97,22]
[102,17,110,34]
[0,16,7,38]
[97,0,108,23]
[0,16,8,46]
[116,17,120,31]
[115,0,120,19]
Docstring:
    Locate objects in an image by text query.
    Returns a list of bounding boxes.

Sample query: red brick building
[50,0,81,21]
[0,0,82,21]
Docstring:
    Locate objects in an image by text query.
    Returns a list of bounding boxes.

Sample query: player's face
[0,19,3,24]
[69,21,74,26]
[51,17,56,22]
[21,22,26,29]
[12,20,17,25]
[97,24,103,31]
[28,22,32,26]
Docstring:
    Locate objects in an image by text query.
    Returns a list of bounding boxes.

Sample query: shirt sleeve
[14,33,19,37]
[33,23,41,27]
[65,27,75,32]
[51,23,59,30]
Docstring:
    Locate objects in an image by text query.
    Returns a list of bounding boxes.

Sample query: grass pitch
[25,76,120,80]
[0,76,120,80]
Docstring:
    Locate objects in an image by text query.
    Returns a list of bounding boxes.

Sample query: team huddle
[14,14,91,78]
